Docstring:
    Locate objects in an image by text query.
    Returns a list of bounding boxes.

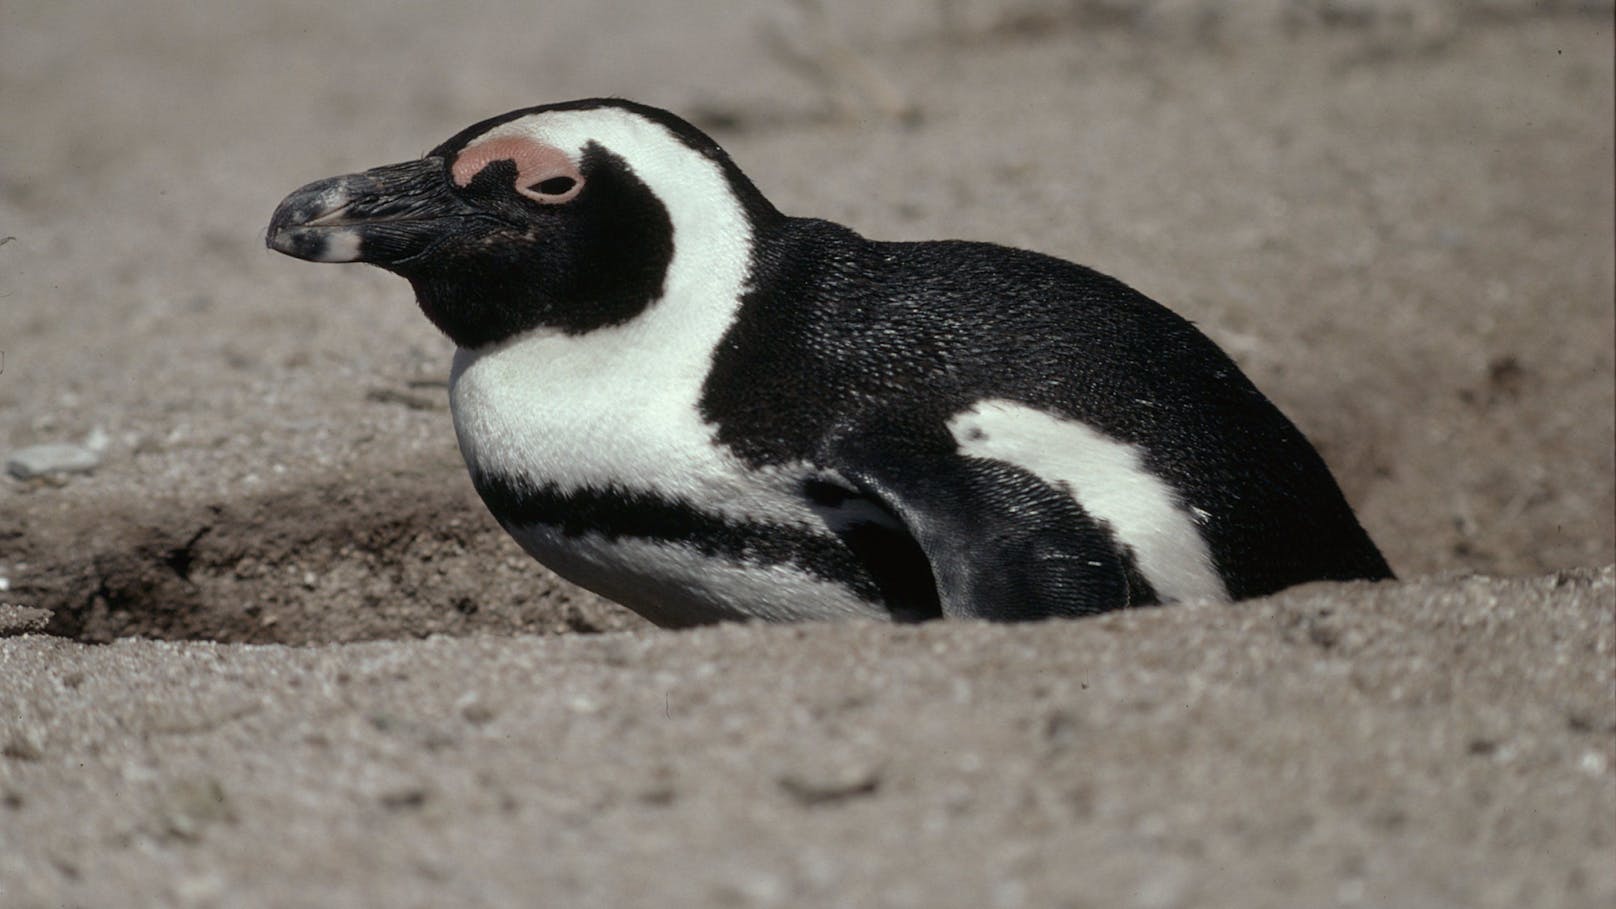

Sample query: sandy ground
[2,1,1613,906]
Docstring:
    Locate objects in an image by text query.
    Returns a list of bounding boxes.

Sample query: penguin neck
[444,186,801,515]
[512,203,751,350]
[449,167,776,435]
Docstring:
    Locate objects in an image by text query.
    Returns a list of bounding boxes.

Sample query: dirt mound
[1,3,1611,907]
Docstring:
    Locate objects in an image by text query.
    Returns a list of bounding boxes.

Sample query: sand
[2,2,1613,906]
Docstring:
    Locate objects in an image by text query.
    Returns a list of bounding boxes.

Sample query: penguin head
[268,99,778,349]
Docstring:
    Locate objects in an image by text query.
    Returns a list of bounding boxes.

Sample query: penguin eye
[529,176,578,197]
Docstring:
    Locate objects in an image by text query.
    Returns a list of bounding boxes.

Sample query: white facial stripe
[947,399,1229,604]
[449,107,825,533]
[506,525,885,625]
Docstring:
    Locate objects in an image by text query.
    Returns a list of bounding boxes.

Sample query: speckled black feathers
[702,217,1393,602]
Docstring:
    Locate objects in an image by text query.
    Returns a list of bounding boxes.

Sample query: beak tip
[267,183,362,262]
[265,224,366,263]
[268,157,457,266]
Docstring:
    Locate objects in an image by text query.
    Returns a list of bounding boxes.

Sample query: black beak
[267,157,478,266]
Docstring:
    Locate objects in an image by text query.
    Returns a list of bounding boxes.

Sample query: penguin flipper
[818,423,1132,621]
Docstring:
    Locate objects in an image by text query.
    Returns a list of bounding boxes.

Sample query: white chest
[448,328,812,526]
[447,331,884,625]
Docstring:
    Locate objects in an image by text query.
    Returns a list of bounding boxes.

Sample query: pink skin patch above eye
[450,136,584,203]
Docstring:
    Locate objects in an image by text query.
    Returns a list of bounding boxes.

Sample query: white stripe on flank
[947,399,1228,604]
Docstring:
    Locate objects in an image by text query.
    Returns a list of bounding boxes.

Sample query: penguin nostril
[530,176,578,196]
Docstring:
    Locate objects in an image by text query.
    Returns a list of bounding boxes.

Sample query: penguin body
[268,98,1393,625]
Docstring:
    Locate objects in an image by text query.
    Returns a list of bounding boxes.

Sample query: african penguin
[267,98,1393,626]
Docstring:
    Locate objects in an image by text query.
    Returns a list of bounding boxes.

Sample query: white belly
[448,337,884,624]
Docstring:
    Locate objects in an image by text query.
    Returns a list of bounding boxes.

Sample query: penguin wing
[818,416,1133,620]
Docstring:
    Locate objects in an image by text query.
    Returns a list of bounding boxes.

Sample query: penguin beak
[267,157,480,266]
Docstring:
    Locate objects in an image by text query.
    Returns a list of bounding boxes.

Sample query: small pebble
[0,605,53,635]
[777,760,883,807]
[6,433,104,479]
